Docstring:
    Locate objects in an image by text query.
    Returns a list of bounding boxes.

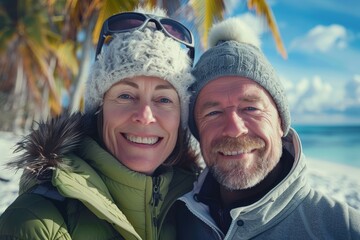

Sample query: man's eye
[158,98,172,103]
[244,106,257,111]
[205,111,221,117]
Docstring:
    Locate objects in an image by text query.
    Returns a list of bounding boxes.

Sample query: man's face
[195,76,284,190]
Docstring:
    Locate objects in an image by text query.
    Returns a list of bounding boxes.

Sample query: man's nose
[222,111,248,137]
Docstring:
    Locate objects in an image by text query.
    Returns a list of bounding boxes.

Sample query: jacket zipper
[180,197,224,240]
[151,176,162,238]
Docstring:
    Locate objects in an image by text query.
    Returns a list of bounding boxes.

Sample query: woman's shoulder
[0,192,70,239]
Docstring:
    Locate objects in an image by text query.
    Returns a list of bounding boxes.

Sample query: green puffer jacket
[0,113,197,240]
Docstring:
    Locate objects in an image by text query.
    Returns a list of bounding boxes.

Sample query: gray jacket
[176,128,360,240]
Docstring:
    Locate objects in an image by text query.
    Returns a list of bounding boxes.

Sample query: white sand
[1,131,359,214]
[306,158,360,209]
[0,131,22,214]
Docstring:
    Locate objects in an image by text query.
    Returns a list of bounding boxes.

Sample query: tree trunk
[69,17,96,113]
[12,63,26,133]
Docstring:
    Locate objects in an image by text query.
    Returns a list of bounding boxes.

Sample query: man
[175,18,360,239]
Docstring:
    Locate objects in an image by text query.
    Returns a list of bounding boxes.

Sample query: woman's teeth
[126,134,159,145]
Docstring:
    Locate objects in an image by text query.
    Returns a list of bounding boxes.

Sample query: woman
[0,7,199,240]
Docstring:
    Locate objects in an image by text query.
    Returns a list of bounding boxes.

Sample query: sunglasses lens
[97,13,194,62]
[161,19,193,45]
[108,13,146,32]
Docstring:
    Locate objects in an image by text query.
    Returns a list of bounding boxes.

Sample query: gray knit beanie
[189,18,290,139]
[85,8,194,129]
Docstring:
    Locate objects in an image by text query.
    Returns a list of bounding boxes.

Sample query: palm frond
[248,0,287,59]
[190,0,224,49]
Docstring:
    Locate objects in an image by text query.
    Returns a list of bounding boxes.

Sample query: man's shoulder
[304,189,359,213]
[297,189,360,232]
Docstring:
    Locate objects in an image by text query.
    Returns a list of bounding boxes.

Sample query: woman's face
[102,76,181,175]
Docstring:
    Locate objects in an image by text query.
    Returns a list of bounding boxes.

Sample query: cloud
[344,75,360,104]
[290,24,348,53]
[279,75,297,107]
[287,74,360,124]
[294,76,339,113]
[339,75,360,117]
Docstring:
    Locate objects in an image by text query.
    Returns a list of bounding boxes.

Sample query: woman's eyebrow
[119,79,175,91]
[155,84,175,91]
[119,79,138,88]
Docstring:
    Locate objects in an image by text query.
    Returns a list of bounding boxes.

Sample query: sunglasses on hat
[95,12,195,62]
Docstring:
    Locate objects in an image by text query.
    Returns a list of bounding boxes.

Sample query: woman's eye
[118,94,132,99]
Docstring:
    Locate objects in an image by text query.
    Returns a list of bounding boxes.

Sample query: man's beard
[208,135,282,191]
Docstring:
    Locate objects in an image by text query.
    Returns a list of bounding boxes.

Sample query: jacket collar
[179,128,311,237]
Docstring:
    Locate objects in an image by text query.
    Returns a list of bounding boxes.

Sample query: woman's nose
[132,104,156,125]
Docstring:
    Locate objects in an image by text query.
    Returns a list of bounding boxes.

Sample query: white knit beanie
[85,12,194,129]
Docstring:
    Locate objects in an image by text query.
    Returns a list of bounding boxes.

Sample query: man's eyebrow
[198,101,220,110]
[240,95,263,103]
[199,95,263,110]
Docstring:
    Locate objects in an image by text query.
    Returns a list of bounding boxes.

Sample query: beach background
[1,126,360,214]
[294,125,360,209]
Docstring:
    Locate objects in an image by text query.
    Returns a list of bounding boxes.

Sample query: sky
[218,0,360,125]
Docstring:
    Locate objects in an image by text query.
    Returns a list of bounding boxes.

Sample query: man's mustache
[211,136,265,153]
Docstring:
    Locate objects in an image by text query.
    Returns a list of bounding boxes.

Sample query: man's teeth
[222,150,250,156]
[126,135,159,144]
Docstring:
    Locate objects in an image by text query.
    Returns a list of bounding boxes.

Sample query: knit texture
[188,19,290,139]
[85,28,194,128]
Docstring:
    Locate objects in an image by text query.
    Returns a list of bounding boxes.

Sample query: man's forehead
[195,77,272,108]
[198,77,265,96]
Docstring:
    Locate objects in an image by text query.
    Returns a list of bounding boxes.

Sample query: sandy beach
[1,131,359,214]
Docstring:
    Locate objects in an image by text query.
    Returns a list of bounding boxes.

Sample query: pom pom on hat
[189,17,290,139]
[208,17,261,49]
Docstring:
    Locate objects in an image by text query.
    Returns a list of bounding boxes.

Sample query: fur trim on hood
[7,111,95,182]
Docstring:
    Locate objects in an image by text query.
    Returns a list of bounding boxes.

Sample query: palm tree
[0,0,77,131]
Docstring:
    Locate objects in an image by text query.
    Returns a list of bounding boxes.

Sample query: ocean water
[293,125,360,168]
